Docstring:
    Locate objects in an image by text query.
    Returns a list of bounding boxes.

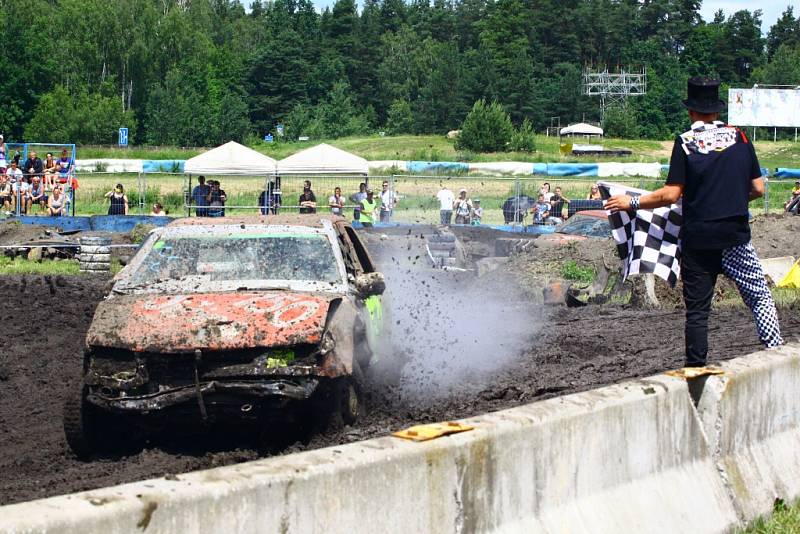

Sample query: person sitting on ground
[48,186,66,217]
[43,153,57,189]
[471,198,483,225]
[329,186,344,216]
[29,176,47,213]
[56,149,73,183]
[549,186,569,223]
[351,182,367,220]
[191,175,210,217]
[0,175,12,212]
[299,186,317,214]
[150,202,167,216]
[206,180,227,217]
[453,188,473,224]
[784,180,800,215]
[359,189,377,227]
[105,183,129,215]
[587,184,602,200]
[531,193,551,224]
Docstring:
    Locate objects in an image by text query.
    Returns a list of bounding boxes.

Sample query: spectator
[471,198,483,225]
[56,149,73,183]
[191,175,210,217]
[587,184,602,200]
[43,153,57,189]
[206,180,227,217]
[8,162,26,213]
[453,188,473,224]
[48,186,66,216]
[784,180,800,215]
[359,189,377,227]
[303,180,314,198]
[0,134,6,173]
[105,183,129,215]
[259,179,281,215]
[436,185,454,225]
[150,202,167,216]
[549,186,569,223]
[379,180,397,222]
[0,175,12,212]
[299,186,317,214]
[23,151,43,181]
[12,150,21,166]
[29,176,47,213]
[540,182,553,201]
[328,186,345,216]
[350,182,367,220]
[531,193,551,224]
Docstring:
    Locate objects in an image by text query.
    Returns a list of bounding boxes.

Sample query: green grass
[75,133,800,169]
[742,499,800,533]
[560,260,595,283]
[0,256,81,275]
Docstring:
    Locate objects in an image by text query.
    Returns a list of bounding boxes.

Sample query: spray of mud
[368,232,538,405]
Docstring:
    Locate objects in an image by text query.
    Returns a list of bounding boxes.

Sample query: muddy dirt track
[0,273,798,505]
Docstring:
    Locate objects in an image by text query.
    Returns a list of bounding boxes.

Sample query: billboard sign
[728,88,800,127]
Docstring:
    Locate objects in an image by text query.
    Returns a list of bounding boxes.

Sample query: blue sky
[245,1,796,33]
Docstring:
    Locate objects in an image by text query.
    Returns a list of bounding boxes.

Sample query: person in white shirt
[539,182,554,202]
[436,185,455,225]
[7,162,25,213]
[453,188,473,224]
[379,180,397,222]
[328,186,345,216]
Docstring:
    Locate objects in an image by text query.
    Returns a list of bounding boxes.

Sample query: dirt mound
[1,272,798,505]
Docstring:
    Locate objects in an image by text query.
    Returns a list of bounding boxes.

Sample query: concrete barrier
[0,373,740,534]
[695,344,800,524]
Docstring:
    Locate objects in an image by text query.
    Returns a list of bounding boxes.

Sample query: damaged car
[64,215,387,458]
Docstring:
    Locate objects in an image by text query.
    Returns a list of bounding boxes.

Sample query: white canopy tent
[277,143,368,175]
[559,123,604,136]
[184,140,277,175]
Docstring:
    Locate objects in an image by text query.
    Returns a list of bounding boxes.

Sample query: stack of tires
[79,236,112,273]
[427,232,458,268]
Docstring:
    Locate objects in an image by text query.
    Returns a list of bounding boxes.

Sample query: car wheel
[63,381,107,460]
[63,380,135,459]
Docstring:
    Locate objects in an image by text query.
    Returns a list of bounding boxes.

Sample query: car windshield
[123,231,343,289]
[557,216,610,237]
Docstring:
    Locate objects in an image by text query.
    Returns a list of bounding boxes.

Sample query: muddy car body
[65,215,386,458]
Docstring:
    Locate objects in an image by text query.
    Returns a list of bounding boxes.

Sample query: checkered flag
[598,181,682,287]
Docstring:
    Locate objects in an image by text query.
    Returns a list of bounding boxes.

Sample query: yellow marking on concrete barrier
[665,367,725,379]
[393,422,475,442]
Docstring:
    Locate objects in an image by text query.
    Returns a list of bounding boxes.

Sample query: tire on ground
[78,253,112,263]
[79,246,112,255]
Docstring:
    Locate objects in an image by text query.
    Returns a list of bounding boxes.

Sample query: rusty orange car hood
[86,291,335,353]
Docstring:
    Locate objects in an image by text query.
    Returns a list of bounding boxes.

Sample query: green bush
[561,260,595,283]
[455,99,514,153]
[603,104,639,139]
[510,118,537,152]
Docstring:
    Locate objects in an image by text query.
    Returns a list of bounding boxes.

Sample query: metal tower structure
[582,67,647,119]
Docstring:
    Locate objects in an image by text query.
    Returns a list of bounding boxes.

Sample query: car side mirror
[355,272,386,298]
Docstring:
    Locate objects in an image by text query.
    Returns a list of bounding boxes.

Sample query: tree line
[1,0,799,147]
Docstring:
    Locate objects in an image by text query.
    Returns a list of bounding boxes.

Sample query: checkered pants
[721,243,784,348]
[682,242,783,366]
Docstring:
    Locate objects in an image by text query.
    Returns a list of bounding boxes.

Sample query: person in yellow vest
[360,189,377,227]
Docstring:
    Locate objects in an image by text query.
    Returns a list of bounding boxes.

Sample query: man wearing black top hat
[606,77,783,367]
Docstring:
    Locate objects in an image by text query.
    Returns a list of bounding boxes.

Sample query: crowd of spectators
[0,139,76,216]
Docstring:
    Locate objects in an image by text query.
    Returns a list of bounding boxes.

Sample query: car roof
[167,214,349,229]
[570,210,607,220]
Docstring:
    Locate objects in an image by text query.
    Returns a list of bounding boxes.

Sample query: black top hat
[683,76,726,113]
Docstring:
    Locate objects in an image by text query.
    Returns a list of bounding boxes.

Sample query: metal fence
[52,172,791,221]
